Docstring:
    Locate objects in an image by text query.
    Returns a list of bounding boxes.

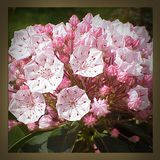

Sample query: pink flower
[70,45,104,77]
[111,128,120,138]
[24,53,64,93]
[56,86,91,121]
[91,98,110,117]
[9,89,46,124]
[83,114,96,127]
[128,85,150,111]
[130,135,140,143]
[38,115,59,129]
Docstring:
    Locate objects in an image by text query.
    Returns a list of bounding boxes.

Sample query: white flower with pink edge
[24,53,64,93]
[9,89,46,124]
[56,85,91,121]
[70,45,104,77]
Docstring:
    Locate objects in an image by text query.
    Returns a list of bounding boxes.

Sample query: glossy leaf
[16,123,80,152]
[47,123,80,152]
[8,124,29,150]
[18,131,52,152]
[94,133,130,152]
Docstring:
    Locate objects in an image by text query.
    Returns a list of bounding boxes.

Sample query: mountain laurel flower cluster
[8,13,152,152]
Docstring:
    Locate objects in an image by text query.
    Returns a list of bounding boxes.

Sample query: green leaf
[47,123,80,152]
[72,139,90,152]
[16,123,80,153]
[8,130,50,152]
[117,123,152,145]
[128,141,152,152]
[94,133,130,152]
[8,111,16,120]
[8,124,29,149]
[18,131,53,152]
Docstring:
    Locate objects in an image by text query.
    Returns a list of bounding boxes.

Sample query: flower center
[38,66,53,79]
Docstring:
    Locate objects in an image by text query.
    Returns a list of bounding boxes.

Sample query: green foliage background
[8,7,152,45]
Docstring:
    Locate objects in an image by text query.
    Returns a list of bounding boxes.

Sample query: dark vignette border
[0,0,160,160]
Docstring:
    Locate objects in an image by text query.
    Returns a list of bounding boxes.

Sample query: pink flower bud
[27,122,38,131]
[79,21,91,34]
[106,65,118,76]
[130,135,140,143]
[20,85,29,90]
[117,72,128,83]
[52,37,64,48]
[46,106,58,119]
[111,128,120,138]
[16,78,25,86]
[83,13,93,23]
[83,114,96,128]
[39,115,59,129]
[93,144,101,153]
[8,120,19,130]
[59,54,69,64]
[63,45,71,55]
[99,85,110,96]
[69,15,80,28]
[18,74,25,79]
[93,28,102,37]
[125,36,133,48]
[132,39,140,49]
[34,24,45,33]
[8,55,13,63]
[57,76,71,90]
[45,23,53,34]
[66,30,74,40]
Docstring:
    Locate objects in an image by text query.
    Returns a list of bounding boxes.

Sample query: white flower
[9,89,46,124]
[115,48,143,76]
[9,25,53,60]
[70,45,104,77]
[56,85,91,121]
[9,26,36,60]
[91,14,103,28]
[24,53,64,93]
[52,22,67,38]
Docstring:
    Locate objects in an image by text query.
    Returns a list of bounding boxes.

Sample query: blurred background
[8,8,152,45]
